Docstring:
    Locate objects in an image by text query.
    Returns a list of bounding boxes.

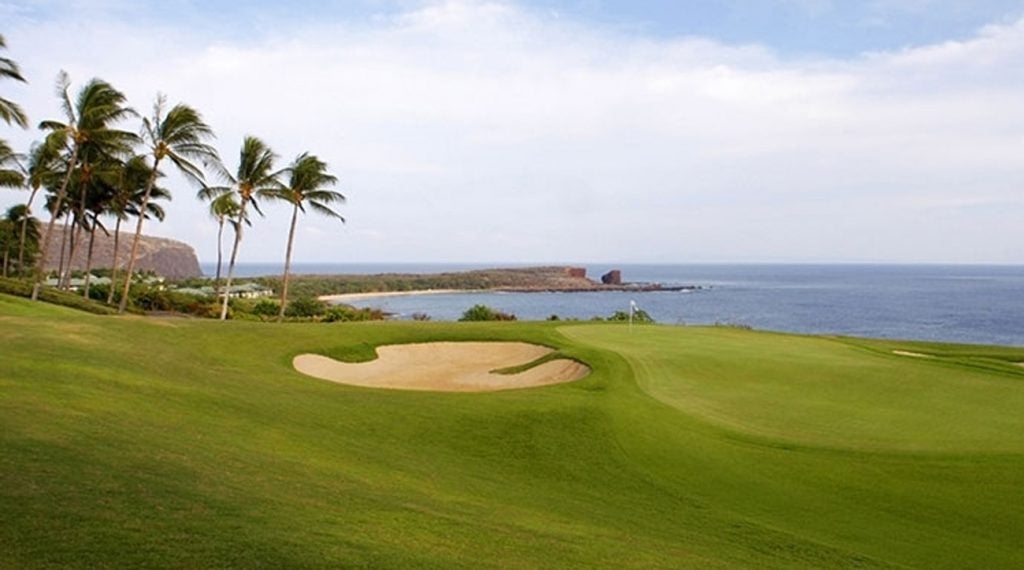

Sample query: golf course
[3,292,1024,568]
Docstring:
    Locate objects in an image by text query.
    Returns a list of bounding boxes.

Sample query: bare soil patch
[294,342,589,392]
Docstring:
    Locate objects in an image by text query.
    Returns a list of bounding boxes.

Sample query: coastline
[320,283,700,304]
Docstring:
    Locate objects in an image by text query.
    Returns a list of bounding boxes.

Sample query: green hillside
[2,293,1023,568]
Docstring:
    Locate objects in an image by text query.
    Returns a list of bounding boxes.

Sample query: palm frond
[166,152,206,186]
[0,96,27,128]
[308,200,346,222]
[197,184,232,202]
[236,136,284,194]
[0,57,25,82]
[0,34,23,75]
[280,152,345,222]
[141,101,219,190]
[37,119,69,133]
[55,71,75,124]
[249,196,265,218]
[0,37,27,128]
[205,156,235,185]
[27,137,67,191]
[0,138,25,187]
[0,169,24,188]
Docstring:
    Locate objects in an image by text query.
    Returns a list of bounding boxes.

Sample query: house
[44,275,112,292]
[228,283,274,299]
[175,283,274,299]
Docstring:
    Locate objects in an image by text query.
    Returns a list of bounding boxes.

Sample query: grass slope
[2,294,1023,568]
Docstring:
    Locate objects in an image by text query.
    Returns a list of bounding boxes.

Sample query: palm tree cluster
[0,35,346,319]
[202,141,344,320]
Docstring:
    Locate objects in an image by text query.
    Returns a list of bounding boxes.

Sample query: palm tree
[61,159,101,290]
[0,138,22,189]
[0,214,14,277]
[105,155,156,304]
[201,136,283,320]
[117,95,218,314]
[19,140,61,275]
[273,153,344,320]
[0,34,28,129]
[79,203,106,297]
[0,34,27,261]
[205,192,247,298]
[1,205,38,277]
[0,135,22,183]
[32,73,136,300]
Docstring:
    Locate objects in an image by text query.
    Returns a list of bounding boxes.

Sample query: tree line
[0,33,346,320]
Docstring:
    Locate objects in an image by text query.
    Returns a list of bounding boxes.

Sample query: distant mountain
[44,226,201,279]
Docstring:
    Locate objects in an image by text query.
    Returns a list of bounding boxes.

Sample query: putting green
[563,325,1024,453]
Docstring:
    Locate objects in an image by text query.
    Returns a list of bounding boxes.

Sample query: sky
[1,0,1022,265]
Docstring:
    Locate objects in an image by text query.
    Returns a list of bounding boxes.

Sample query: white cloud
[1,0,1023,265]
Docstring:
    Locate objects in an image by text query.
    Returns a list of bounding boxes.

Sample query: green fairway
[2,294,1024,568]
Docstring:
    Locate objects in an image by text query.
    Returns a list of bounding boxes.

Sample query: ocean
[204,263,1024,346]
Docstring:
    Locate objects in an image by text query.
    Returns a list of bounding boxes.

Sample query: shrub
[459,304,517,322]
[86,283,110,302]
[285,296,328,318]
[251,299,280,317]
[411,312,431,321]
[323,305,386,322]
[607,309,655,324]
[134,288,209,315]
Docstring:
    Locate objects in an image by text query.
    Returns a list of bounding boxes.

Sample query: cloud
[1,0,1023,264]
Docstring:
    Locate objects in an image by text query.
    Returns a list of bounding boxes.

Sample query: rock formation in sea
[601,270,622,285]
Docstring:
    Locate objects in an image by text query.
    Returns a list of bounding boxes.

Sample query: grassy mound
[2,293,1023,568]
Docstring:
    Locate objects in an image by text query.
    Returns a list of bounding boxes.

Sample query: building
[175,283,274,299]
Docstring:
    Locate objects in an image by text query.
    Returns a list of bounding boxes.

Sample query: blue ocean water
[209,263,1024,346]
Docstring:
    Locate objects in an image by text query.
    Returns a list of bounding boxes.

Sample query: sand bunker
[892,350,934,359]
[294,342,589,392]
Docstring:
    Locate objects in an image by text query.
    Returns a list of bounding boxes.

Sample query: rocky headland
[44,227,202,279]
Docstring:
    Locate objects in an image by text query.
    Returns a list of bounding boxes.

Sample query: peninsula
[254,266,703,300]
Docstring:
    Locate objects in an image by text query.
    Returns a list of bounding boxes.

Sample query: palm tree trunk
[277,204,300,321]
[17,186,39,275]
[62,181,89,290]
[55,214,70,287]
[2,245,9,278]
[215,217,225,297]
[219,199,248,321]
[32,143,80,301]
[82,215,98,299]
[118,160,161,314]
[106,217,122,305]
[62,214,84,291]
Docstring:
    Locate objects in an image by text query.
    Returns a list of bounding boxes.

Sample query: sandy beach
[319,289,463,303]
